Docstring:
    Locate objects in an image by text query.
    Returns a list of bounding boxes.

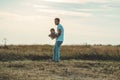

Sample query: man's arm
[55,29,61,38]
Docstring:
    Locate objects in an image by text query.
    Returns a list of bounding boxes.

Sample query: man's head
[55,18,60,25]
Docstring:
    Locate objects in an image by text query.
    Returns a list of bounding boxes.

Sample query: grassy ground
[0,45,120,80]
[0,60,120,80]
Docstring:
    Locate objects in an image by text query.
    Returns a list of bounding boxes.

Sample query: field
[0,45,120,80]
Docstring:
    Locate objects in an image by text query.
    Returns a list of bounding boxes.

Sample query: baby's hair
[50,28,55,31]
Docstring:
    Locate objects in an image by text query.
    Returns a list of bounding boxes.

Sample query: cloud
[76,9,102,12]
[76,7,112,12]
[0,11,46,21]
[44,0,110,4]
[36,8,92,17]
[31,3,92,17]
[24,1,93,17]
[33,4,49,9]
[0,12,20,18]
[25,2,50,9]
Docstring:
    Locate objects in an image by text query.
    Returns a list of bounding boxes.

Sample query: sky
[0,0,120,45]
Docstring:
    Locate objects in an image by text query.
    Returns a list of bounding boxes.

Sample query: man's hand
[55,29,61,37]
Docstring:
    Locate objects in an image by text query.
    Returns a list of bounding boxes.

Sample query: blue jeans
[52,41,63,62]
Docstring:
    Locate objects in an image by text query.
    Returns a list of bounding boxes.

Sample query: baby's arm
[50,33,56,39]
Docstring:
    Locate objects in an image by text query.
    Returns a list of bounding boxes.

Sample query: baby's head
[50,28,55,33]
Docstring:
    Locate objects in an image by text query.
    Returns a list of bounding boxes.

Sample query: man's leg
[56,41,63,62]
[53,41,63,62]
[52,42,57,61]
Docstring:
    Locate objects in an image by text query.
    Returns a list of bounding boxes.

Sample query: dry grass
[0,45,120,61]
[0,60,120,80]
[0,45,120,80]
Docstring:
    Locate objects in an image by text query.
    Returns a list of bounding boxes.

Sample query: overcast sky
[0,0,120,45]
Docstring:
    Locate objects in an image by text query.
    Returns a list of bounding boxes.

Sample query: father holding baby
[49,18,64,62]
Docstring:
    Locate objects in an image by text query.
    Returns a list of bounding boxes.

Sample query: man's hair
[55,18,60,22]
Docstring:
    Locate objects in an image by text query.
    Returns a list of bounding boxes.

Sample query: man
[52,18,64,62]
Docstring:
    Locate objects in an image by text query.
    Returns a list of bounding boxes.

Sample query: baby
[48,28,56,39]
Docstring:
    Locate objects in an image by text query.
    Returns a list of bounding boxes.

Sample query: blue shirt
[57,24,64,41]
